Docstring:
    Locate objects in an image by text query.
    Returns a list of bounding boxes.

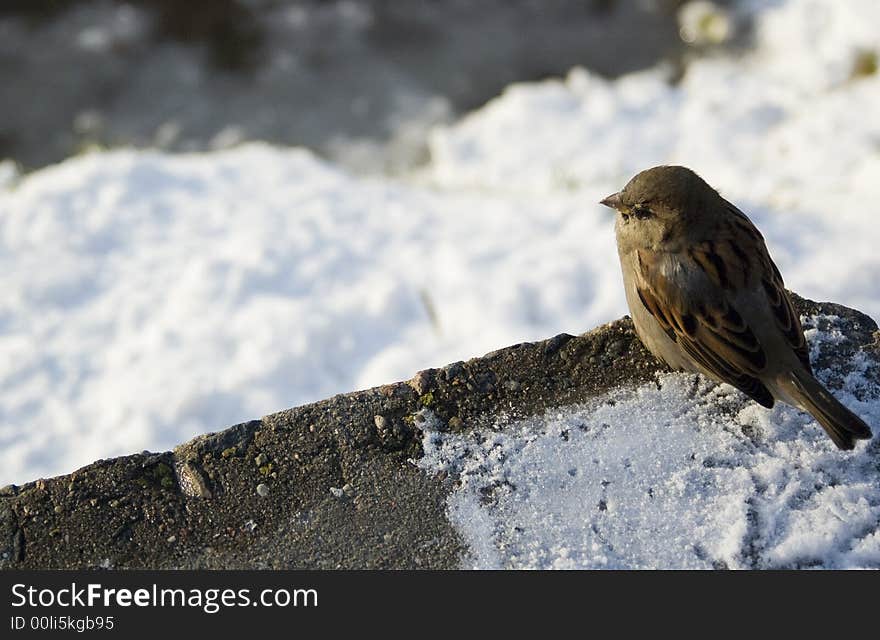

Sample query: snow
[419,316,880,569]
[0,147,618,484]
[422,0,880,317]
[1,0,879,566]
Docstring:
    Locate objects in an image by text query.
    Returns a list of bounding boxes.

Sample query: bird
[599,165,873,450]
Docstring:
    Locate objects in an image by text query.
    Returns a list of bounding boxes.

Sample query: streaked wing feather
[761,272,812,374]
[725,202,812,374]
[635,249,774,408]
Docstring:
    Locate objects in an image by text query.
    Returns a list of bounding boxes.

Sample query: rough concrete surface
[1,294,877,569]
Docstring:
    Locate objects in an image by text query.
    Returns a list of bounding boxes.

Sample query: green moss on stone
[852,49,878,79]
[136,462,176,492]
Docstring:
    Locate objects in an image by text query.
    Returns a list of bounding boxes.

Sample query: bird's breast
[619,250,699,372]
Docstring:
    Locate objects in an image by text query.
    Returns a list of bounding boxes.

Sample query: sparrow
[600,165,873,450]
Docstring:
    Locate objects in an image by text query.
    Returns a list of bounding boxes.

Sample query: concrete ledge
[1,294,877,569]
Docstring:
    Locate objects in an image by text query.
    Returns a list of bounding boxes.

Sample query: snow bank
[425,0,880,317]
[0,146,621,484]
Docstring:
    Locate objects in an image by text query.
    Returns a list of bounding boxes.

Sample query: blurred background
[2,0,878,485]
[1,0,718,174]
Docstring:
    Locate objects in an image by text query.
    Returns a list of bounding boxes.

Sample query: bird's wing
[721,203,812,373]
[633,244,775,408]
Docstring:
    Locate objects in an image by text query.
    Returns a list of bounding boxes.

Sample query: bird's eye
[632,205,652,220]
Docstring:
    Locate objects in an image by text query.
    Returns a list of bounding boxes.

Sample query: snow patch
[419,319,880,569]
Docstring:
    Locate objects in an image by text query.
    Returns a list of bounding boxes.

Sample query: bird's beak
[599,192,622,210]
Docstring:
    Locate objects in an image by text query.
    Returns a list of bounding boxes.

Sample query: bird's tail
[776,368,873,450]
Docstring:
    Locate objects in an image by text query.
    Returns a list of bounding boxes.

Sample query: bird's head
[600,165,720,251]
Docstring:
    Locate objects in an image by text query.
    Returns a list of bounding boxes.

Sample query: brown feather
[634,243,774,407]
[722,207,813,374]
[634,285,773,406]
